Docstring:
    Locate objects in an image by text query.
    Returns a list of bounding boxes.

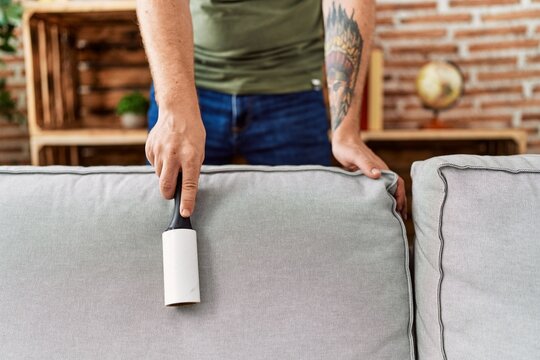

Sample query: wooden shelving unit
[23,1,147,165]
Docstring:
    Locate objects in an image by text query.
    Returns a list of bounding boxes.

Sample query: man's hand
[332,133,407,220]
[146,107,206,217]
[137,0,203,216]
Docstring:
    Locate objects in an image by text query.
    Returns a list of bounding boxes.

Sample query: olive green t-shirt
[191,0,324,95]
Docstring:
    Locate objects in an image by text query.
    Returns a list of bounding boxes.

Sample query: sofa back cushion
[412,155,540,360]
[0,165,414,360]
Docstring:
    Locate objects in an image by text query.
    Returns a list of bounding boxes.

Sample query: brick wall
[1,0,540,165]
[0,32,29,165]
[376,0,540,152]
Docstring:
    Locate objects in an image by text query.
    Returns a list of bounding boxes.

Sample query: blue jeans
[148,86,331,166]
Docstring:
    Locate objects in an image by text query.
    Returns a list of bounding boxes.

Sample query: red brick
[482,9,540,21]
[469,39,539,52]
[527,55,540,65]
[376,16,394,26]
[454,56,518,67]
[385,59,432,69]
[401,13,472,24]
[0,55,24,63]
[481,97,540,109]
[454,25,527,38]
[384,88,418,97]
[466,85,522,95]
[0,69,14,77]
[478,69,540,81]
[378,28,446,40]
[377,1,437,12]
[384,103,398,111]
[3,83,25,91]
[451,0,519,6]
[399,71,470,82]
[522,112,540,121]
[391,44,458,55]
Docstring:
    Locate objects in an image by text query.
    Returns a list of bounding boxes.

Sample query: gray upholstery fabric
[0,165,414,360]
[412,155,540,360]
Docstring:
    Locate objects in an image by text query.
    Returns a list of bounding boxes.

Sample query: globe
[416,61,464,112]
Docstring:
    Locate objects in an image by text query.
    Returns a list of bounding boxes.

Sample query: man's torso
[191,0,324,94]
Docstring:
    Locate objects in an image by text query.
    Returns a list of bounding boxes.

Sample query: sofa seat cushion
[412,155,540,360]
[0,165,414,360]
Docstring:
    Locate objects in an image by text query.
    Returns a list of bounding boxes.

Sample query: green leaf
[0,0,22,55]
[0,42,15,52]
[5,4,22,25]
[0,7,6,26]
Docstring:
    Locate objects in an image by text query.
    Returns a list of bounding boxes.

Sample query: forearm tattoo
[325,2,363,130]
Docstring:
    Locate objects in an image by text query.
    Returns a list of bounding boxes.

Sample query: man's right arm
[137,0,205,217]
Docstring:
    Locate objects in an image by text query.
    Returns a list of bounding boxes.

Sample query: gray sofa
[0,165,414,359]
[0,155,539,359]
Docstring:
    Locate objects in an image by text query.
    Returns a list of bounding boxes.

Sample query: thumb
[355,157,381,179]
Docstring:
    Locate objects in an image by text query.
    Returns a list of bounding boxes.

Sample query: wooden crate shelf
[23,1,149,165]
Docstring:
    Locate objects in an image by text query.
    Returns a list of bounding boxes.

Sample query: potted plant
[116,92,149,129]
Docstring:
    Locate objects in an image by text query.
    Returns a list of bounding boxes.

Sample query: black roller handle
[166,172,193,231]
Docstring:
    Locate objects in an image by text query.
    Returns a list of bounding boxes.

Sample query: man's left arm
[323,0,407,218]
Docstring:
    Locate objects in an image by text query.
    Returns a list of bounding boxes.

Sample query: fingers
[395,177,408,220]
[159,161,179,200]
[401,196,408,221]
[179,159,200,218]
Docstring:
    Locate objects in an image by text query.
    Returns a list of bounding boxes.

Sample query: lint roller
[162,172,200,306]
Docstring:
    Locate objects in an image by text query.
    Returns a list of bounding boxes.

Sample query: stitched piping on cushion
[0,166,392,178]
[436,167,450,360]
[0,167,399,193]
[384,187,416,360]
[435,163,540,360]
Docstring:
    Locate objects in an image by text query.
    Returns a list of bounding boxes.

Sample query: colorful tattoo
[325,2,363,130]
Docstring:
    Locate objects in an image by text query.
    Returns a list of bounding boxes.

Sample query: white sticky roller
[162,172,201,306]
[162,228,200,306]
